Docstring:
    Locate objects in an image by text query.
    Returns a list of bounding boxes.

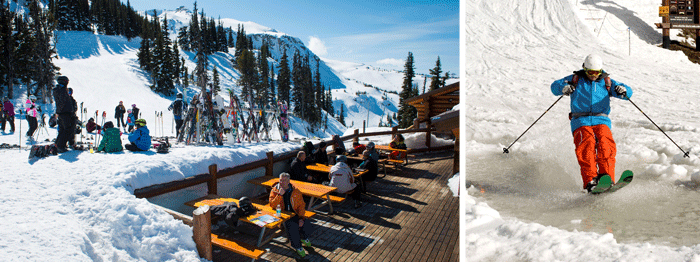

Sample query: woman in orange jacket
[269,173,313,258]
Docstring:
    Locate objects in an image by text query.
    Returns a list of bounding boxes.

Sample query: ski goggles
[585,69,602,76]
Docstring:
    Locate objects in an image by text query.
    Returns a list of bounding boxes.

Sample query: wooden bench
[379,158,405,176]
[375,145,410,165]
[211,233,266,261]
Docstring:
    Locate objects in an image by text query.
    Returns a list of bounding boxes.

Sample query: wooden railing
[134,126,454,199]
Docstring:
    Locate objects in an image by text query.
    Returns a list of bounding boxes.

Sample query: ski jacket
[128,126,151,151]
[353,144,366,155]
[329,162,356,193]
[313,149,329,165]
[3,100,15,117]
[132,107,140,118]
[551,70,633,133]
[289,157,310,182]
[86,121,99,133]
[97,128,123,153]
[332,135,346,155]
[168,99,187,120]
[115,105,126,118]
[269,182,307,219]
[359,157,379,182]
[25,99,39,118]
[52,83,72,114]
[127,113,135,126]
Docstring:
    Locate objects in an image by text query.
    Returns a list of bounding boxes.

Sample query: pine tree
[29,0,59,103]
[398,52,417,128]
[429,56,442,91]
[277,48,291,104]
[338,104,346,126]
[258,41,270,106]
[0,3,16,98]
[291,50,303,116]
[212,67,220,94]
[236,49,258,99]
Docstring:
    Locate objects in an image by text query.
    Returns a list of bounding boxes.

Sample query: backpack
[172,100,183,116]
[211,202,241,228]
[569,71,612,93]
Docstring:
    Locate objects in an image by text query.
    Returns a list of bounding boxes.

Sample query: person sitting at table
[290,151,315,182]
[313,141,329,165]
[331,134,346,155]
[302,141,316,163]
[351,141,366,156]
[358,149,379,192]
[269,172,313,258]
[327,155,362,208]
[389,134,407,160]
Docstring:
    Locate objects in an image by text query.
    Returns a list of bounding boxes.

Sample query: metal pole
[503,96,564,154]
[626,96,689,158]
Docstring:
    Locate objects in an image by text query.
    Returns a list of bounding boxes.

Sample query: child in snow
[97,121,123,153]
[85,117,101,133]
[550,54,632,192]
[25,95,40,138]
[126,118,151,152]
[126,109,135,132]
[2,96,15,133]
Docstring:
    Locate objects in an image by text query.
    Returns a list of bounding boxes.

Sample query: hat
[132,104,137,107]
[336,155,347,163]
[176,93,183,98]
[57,76,69,85]
[127,109,132,113]
[119,101,123,104]
[135,118,146,126]
[29,95,37,100]
[103,121,114,129]
[367,142,375,149]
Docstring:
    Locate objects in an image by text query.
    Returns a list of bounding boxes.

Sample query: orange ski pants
[573,124,616,188]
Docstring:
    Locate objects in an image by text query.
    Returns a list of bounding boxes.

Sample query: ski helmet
[583,54,603,70]
[135,118,146,127]
[176,93,183,99]
[29,95,37,101]
[336,155,347,163]
[132,104,137,108]
[57,76,69,85]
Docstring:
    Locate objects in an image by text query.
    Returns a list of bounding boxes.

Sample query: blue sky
[127,1,458,75]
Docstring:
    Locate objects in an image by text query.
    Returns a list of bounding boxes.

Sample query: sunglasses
[585,69,602,76]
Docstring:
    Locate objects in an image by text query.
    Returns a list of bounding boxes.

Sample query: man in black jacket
[290,151,314,182]
[53,76,75,152]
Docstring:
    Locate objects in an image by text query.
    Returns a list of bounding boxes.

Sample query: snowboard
[590,170,633,194]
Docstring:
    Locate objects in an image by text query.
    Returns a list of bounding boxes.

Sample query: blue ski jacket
[551,70,632,133]
[128,126,151,151]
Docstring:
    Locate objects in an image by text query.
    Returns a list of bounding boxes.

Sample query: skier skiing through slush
[550,54,633,192]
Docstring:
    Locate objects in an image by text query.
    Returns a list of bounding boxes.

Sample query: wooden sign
[660,6,670,16]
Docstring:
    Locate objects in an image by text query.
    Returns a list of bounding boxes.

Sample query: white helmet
[583,54,603,70]
[29,95,37,101]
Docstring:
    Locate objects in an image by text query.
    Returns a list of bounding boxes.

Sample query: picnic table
[247,176,339,214]
[188,196,312,247]
[375,144,410,165]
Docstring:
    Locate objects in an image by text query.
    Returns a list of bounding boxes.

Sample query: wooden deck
[211,150,458,262]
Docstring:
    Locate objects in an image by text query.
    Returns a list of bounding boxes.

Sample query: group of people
[50,76,151,153]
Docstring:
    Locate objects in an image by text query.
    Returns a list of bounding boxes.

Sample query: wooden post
[266,151,274,176]
[413,118,420,130]
[192,205,212,260]
[663,0,670,48]
[207,164,217,195]
[363,120,366,134]
[426,118,432,149]
[353,129,359,144]
[452,128,459,175]
[391,126,398,140]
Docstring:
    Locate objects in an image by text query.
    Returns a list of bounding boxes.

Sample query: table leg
[257,227,267,247]
[326,194,333,214]
[306,197,316,210]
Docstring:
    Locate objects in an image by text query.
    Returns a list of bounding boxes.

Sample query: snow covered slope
[463,0,700,261]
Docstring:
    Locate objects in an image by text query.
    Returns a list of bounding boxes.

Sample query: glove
[562,85,575,96]
[614,85,627,97]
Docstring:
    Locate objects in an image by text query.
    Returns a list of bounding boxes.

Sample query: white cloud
[376,58,404,67]
[308,36,328,57]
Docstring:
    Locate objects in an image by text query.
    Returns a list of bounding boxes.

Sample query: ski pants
[2,114,15,132]
[284,215,312,249]
[175,119,183,137]
[56,113,76,149]
[116,115,126,129]
[573,124,616,188]
[26,115,37,137]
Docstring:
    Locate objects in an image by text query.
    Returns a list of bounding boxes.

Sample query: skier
[126,109,136,132]
[126,118,151,152]
[167,93,187,137]
[25,95,40,138]
[114,101,126,131]
[131,104,140,119]
[551,54,633,192]
[53,76,75,152]
[2,96,15,133]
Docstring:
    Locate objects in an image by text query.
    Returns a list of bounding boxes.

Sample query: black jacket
[290,157,310,182]
[53,83,72,114]
[115,105,126,118]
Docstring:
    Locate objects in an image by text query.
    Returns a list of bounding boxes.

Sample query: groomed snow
[462,0,700,261]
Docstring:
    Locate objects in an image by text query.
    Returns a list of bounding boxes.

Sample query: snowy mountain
[462,0,700,261]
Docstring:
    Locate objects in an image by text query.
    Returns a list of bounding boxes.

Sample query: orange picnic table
[191,197,305,247]
[247,176,339,214]
[375,144,410,165]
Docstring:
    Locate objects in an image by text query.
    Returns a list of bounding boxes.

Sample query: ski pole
[626,96,690,158]
[503,96,564,154]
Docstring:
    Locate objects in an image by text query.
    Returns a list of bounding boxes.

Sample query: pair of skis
[589,170,634,194]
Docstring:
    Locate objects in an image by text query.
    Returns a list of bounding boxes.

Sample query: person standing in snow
[25,95,40,138]
[126,109,136,132]
[53,76,75,152]
[2,96,15,133]
[167,93,187,137]
[131,104,140,119]
[551,54,632,192]
[114,101,126,131]
[126,118,151,151]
